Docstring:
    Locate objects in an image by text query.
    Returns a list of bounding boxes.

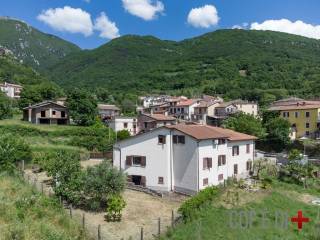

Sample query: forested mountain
[0,17,80,70]
[48,29,320,103]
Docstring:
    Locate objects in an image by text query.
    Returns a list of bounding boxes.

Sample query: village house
[109,116,138,135]
[0,82,23,99]
[268,99,320,139]
[23,101,69,125]
[98,104,120,120]
[191,96,224,124]
[168,99,199,121]
[113,124,256,195]
[138,113,177,133]
[140,95,172,108]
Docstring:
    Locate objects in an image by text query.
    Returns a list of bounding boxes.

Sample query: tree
[265,117,291,151]
[0,134,32,172]
[117,130,131,141]
[19,82,63,108]
[66,89,98,126]
[0,92,13,120]
[222,112,266,139]
[83,160,126,210]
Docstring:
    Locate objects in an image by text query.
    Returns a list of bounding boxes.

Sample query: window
[203,178,208,186]
[306,123,310,129]
[232,146,239,156]
[173,135,185,144]
[295,112,299,118]
[246,144,250,154]
[158,177,164,184]
[144,122,148,129]
[218,139,226,145]
[61,111,65,118]
[126,156,146,167]
[292,123,296,128]
[218,155,226,166]
[158,135,166,144]
[41,111,46,117]
[234,164,238,175]
[203,158,212,170]
[282,112,289,118]
[124,123,128,128]
[52,111,56,115]
[246,161,252,171]
[306,131,310,136]
[218,174,224,181]
[306,112,310,118]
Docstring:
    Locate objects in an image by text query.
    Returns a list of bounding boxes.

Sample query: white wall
[198,140,254,189]
[113,128,172,191]
[171,130,199,195]
[110,117,138,135]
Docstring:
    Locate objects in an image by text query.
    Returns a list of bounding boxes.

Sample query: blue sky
[1,0,320,49]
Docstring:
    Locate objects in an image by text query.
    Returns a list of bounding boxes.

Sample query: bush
[178,187,220,221]
[82,160,126,210]
[117,130,131,141]
[0,134,32,172]
[105,195,126,222]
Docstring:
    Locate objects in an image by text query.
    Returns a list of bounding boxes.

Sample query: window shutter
[232,147,235,156]
[162,136,166,144]
[126,156,132,166]
[141,176,146,187]
[203,158,207,169]
[222,155,226,165]
[141,156,146,167]
[208,158,212,168]
[180,136,185,144]
[173,135,178,144]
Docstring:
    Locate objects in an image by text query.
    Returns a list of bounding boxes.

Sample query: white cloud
[94,12,120,39]
[187,5,219,28]
[232,25,243,29]
[37,6,93,36]
[232,22,249,29]
[84,0,90,3]
[250,19,320,39]
[122,0,164,21]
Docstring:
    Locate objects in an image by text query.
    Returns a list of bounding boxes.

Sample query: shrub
[178,187,220,221]
[0,134,32,172]
[105,195,126,222]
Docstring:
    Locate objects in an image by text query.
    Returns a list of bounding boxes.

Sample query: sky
[1,0,320,49]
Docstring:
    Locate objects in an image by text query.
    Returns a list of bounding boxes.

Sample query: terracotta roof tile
[145,114,176,121]
[165,124,257,141]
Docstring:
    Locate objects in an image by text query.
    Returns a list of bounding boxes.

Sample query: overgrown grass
[0,173,89,240]
[165,184,320,240]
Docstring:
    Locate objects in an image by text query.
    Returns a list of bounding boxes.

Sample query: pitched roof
[23,101,66,110]
[215,102,236,108]
[98,104,120,111]
[268,101,320,111]
[176,99,198,107]
[143,114,176,121]
[165,124,257,141]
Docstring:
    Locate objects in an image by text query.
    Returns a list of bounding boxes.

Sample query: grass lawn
[0,173,89,240]
[165,182,320,240]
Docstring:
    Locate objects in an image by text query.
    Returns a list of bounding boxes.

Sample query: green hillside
[0,54,48,86]
[48,29,320,102]
[0,17,80,70]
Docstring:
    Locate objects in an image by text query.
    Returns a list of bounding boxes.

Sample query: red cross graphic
[291,210,310,230]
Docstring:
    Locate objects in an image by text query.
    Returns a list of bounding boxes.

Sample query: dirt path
[24,164,186,240]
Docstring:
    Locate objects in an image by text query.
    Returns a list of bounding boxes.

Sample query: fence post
[98,224,101,240]
[82,213,85,229]
[21,160,25,172]
[69,205,72,218]
[171,210,174,228]
[158,217,161,238]
[140,227,144,240]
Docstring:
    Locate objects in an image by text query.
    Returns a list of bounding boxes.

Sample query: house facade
[109,117,138,135]
[0,82,22,98]
[113,124,256,195]
[98,104,120,120]
[137,113,177,133]
[268,100,320,139]
[23,101,69,125]
[169,99,199,121]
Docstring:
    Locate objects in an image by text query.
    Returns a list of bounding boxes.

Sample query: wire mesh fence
[20,163,181,240]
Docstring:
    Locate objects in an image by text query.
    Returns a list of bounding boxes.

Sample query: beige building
[0,82,22,99]
[23,101,69,125]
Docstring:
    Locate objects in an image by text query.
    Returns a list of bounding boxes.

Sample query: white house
[109,117,138,135]
[113,124,257,195]
[0,82,22,98]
